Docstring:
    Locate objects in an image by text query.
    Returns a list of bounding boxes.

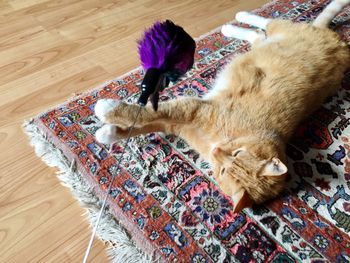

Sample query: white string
[83,106,143,263]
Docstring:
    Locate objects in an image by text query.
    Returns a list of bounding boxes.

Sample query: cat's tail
[313,0,350,28]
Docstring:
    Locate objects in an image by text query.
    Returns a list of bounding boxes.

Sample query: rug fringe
[22,120,155,263]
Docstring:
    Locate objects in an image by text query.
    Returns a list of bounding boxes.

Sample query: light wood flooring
[0,0,269,262]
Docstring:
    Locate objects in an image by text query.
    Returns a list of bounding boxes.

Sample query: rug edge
[22,119,156,263]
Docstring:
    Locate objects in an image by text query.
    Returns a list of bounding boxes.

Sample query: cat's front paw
[94,99,120,123]
[95,124,118,144]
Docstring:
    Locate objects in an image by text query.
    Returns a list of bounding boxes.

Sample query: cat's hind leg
[235,12,272,30]
[221,24,264,43]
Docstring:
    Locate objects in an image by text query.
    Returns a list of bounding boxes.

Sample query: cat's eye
[233,149,242,157]
[220,168,226,176]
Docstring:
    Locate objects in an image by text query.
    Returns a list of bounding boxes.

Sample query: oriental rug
[24,0,350,262]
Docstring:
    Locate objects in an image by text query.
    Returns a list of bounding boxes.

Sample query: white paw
[94,99,119,123]
[235,11,250,23]
[221,24,235,37]
[95,124,118,144]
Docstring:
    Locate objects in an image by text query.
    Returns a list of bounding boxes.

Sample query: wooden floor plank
[0,66,109,124]
[0,1,269,262]
[8,0,52,10]
[0,57,100,107]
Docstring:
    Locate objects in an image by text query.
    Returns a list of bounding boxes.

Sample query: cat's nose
[212,146,224,156]
[212,147,220,155]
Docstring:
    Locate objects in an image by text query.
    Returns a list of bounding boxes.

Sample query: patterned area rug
[25,0,350,262]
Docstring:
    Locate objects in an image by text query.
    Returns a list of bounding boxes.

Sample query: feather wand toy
[83,20,196,262]
[137,20,196,110]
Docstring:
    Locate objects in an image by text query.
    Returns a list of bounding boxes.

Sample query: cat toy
[138,19,196,110]
[83,20,196,262]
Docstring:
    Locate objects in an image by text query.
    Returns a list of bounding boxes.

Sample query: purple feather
[138,20,196,75]
[137,20,196,110]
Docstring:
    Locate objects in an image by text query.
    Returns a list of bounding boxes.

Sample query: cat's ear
[229,180,252,213]
[261,158,287,176]
[231,187,253,213]
[216,170,251,213]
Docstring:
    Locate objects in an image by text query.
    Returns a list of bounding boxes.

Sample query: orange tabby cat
[94,0,350,212]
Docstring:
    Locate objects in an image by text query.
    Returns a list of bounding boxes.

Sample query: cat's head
[210,135,287,213]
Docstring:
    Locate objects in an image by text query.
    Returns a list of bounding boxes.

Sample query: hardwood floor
[0,0,269,262]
